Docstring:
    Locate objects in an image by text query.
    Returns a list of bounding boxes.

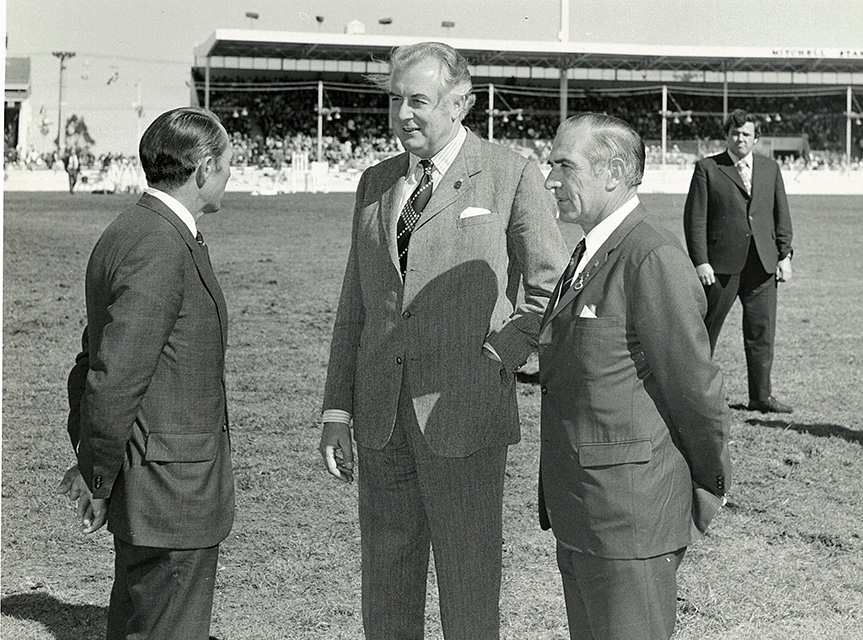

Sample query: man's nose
[545,172,560,191]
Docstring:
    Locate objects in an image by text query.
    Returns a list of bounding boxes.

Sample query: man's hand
[319,422,355,483]
[695,263,716,286]
[57,465,108,534]
[776,256,793,283]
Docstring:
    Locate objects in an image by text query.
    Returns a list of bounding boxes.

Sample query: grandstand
[191,30,863,179]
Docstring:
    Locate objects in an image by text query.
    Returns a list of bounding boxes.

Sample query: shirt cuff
[322,409,352,425]
[482,341,502,363]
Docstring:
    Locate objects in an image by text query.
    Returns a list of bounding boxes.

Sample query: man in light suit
[539,113,731,640]
[684,108,794,413]
[58,107,234,639]
[319,42,567,639]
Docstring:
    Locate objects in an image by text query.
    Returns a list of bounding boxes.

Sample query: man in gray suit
[319,42,567,639]
[58,107,234,639]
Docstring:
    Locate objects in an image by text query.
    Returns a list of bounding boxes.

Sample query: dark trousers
[106,537,219,640]
[703,241,777,402]
[357,377,507,640]
[556,542,685,640]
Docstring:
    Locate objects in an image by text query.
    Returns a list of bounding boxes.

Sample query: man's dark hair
[723,109,762,137]
[139,107,227,189]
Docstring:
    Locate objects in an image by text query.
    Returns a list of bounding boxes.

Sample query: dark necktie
[556,238,587,305]
[195,231,206,248]
[396,159,434,278]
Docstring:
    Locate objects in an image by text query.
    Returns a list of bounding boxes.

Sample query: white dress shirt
[145,187,197,237]
[565,195,640,293]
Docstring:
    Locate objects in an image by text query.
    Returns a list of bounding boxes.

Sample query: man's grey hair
[559,113,645,188]
[367,42,477,119]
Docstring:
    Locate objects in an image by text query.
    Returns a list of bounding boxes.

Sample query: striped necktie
[556,238,587,306]
[396,159,434,278]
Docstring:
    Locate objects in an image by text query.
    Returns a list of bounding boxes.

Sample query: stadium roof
[194,30,863,79]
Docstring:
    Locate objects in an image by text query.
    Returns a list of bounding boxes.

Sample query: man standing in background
[684,108,794,413]
[319,42,567,639]
[65,148,81,193]
[59,107,235,639]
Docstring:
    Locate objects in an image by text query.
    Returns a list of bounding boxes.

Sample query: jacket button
[396,356,403,365]
[541,386,548,395]
[222,424,228,432]
[402,310,411,319]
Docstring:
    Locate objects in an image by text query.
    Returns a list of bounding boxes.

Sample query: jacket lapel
[542,205,650,328]
[717,150,749,197]
[380,154,410,275]
[412,129,481,233]
[136,193,229,351]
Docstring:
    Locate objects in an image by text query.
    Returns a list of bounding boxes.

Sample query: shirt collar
[407,125,467,180]
[727,149,753,168]
[145,187,197,237]
[582,196,640,262]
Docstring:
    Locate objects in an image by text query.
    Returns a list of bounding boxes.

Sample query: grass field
[3,191,862,640]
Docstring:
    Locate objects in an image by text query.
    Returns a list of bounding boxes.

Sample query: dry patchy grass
[3,192,862,639]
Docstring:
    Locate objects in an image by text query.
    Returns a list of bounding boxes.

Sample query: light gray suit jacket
[323,130,568,456]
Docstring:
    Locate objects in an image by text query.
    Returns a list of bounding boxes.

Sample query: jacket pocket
[577,438,651,468]
[145,432,218,463]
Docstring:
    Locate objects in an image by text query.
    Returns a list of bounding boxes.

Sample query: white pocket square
[459,207,491,219]
[579,305,598,318]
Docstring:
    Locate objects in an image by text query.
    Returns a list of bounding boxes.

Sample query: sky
[6,0,863,154]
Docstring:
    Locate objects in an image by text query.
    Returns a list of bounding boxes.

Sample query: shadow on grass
[745,417,863,446]
[1,592,104,640]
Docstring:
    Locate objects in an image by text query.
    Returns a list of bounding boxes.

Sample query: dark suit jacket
[67,193,234,549]
[538,204,731,559]
[684,150,792,274]
[323,130,568,456]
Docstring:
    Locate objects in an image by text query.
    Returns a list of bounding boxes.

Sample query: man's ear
[606,157,625,190]
[195,156,212,189]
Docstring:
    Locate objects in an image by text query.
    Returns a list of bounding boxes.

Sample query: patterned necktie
[556,238,587,306]
[396,159,434,278]
[736,159,752,195]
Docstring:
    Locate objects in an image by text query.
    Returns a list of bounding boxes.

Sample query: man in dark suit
[319,42,567,639]
[684,108,794,413]
[539,113,731,640]
[58,107,234,639]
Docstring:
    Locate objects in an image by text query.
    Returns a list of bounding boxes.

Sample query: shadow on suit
[1,592,105,640]
[743,417,863,446]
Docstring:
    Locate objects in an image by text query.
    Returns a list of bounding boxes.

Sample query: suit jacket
[684,150,793,274]
[538,204,731,559]
[323,130,568,457]
[67,193,234,549]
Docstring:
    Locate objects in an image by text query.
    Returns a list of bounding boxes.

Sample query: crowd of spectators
[6,83,860,178]
[200,81,861,172]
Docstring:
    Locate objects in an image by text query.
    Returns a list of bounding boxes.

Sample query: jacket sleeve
[683,161,710,267]
[67,327,89,452]
[484,160,568,371]
[77,232,185,498]
[321,170,368,414]
[773,165,793,260]
[631,243,732,531]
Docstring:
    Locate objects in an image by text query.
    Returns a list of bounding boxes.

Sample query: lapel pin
[454,180,462,189]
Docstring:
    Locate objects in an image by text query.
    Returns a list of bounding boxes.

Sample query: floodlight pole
[53,51,76,151]
[317,80,324,162]
[847,86,852,170]
[661,85,668,168]
[558,0,569,124]
[488,84,495,142]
